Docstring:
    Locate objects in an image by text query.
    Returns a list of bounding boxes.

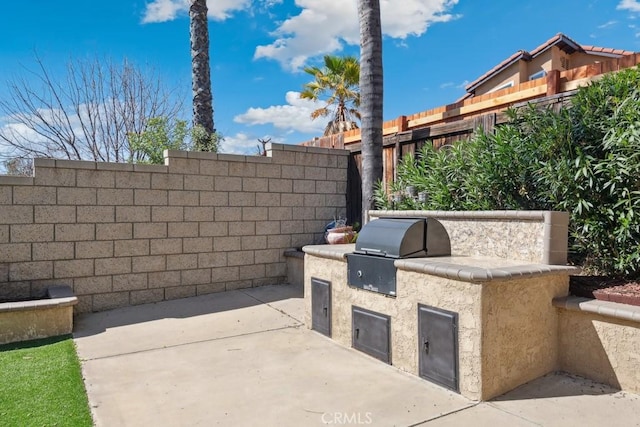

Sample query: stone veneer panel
[0,144,348,313]
[370,210,569,265]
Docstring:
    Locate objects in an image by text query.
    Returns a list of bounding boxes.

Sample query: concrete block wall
[0,143,348,312]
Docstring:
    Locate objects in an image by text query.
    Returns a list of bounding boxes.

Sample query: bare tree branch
[0,55,184,163]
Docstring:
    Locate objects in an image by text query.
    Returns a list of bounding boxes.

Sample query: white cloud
[219,132,286,155]
[618,0,640,12]
[439,79,468,90]
[219,132,262,154]
[0,120,41,143]
[597,20,618,28]
[233,91,325,133]
[141,0,187,23]
[142,0,252,23]
[257,0,284,9]
[254,0,460,70]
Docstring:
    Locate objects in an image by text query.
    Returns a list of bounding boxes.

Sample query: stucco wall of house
[0,143,348,312]
[528,52,554,78]
[475,61,521,96]
[472,46,627,96]
[569,51,621,68]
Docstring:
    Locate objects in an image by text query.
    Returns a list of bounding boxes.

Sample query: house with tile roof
[460,33,634,101]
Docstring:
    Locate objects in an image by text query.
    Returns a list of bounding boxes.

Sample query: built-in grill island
[303,211,578,401]
[346,218,451,296]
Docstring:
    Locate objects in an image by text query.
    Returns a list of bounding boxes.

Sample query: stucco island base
[303,245,576,401]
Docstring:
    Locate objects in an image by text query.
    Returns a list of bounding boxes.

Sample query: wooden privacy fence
[300,53,640,224]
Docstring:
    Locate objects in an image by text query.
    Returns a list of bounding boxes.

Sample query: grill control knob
[357,270,363,278]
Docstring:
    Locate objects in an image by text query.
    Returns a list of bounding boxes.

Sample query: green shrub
[129,117,189,164]
[376,66,640,278]
[567,71,640,275]
[192,125,222,153]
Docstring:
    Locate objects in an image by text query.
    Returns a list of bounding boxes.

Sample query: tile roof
[464,33,635,94]
[581,45,635,56]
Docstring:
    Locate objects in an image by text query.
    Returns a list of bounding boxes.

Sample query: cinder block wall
[0,143,348,312]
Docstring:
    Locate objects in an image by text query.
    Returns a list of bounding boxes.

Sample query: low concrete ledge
[284,249,305,287]
[0,296,77,313]
[553,296,640,323]
[283,249,305,260]
[0,295,78,345]
[554,295,640,394]
[397,257,578,283]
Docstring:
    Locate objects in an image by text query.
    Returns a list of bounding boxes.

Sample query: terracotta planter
[325,226,356,244]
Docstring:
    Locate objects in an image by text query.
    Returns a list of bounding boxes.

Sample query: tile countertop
[302,244,355,261]
[302,245,579,283]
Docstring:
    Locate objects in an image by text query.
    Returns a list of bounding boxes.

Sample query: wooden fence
[300,53,640,224]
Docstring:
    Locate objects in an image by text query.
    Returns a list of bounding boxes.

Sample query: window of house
[529,70,547,81]
[489,80,514,93]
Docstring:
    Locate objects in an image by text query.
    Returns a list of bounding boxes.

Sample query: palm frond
[299,54,361,132]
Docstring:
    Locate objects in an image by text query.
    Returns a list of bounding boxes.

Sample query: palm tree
[300,55,360,136]
[189,0,215,145]
[358,0,383,224]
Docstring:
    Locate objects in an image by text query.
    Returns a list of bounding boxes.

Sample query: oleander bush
[375,66,640,277]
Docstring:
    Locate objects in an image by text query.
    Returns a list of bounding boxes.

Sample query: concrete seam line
[238,288,304,324]
[76,324,303,361]
[406,402,481,426]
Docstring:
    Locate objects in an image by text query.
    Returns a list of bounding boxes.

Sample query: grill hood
[354,218,451,259]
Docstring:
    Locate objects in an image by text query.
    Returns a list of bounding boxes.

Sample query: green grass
[0,336,93,426]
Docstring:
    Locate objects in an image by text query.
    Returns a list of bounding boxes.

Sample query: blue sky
[0,0,638,155]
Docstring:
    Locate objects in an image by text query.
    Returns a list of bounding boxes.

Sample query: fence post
[394,116,408,179]
[398,115,408,132]
[546,69,561,97]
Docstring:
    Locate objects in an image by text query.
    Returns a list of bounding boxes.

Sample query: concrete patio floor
[73,283,640,427]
